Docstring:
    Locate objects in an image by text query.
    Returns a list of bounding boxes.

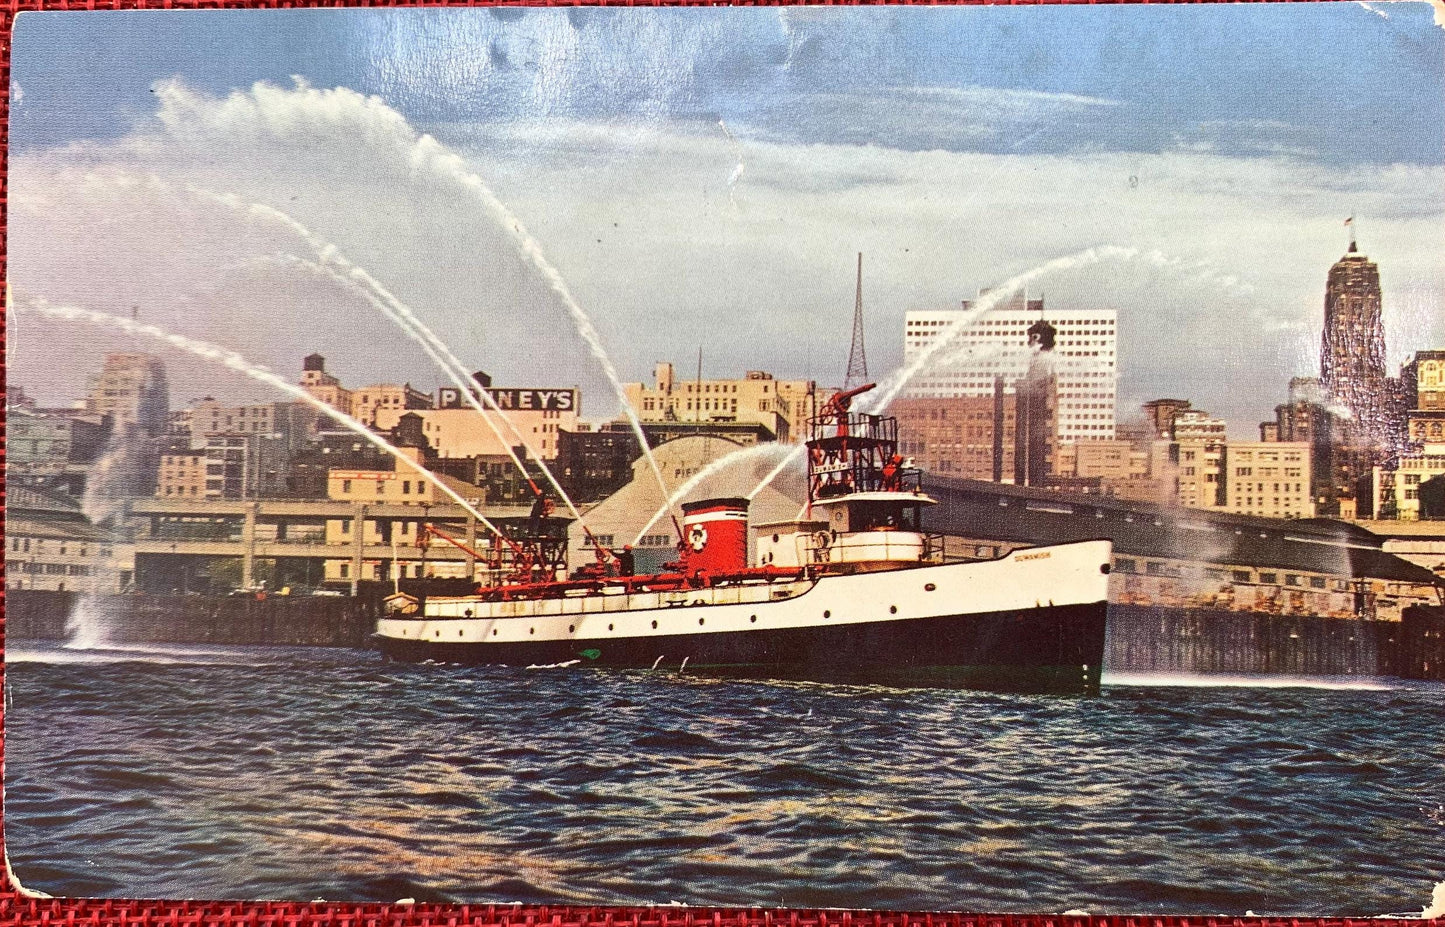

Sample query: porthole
[529,627,535,635]
[1100,563,1111,575]
[608,623,614,631]
[824,610,831,619]
[492,629,498,636]
[568,625,575,633]
[924,583,936,592]
[434,630,440,638]
[699,618,705,626]
[889,605,898,614]
[651,620,658,629]
[750,615,757,623]
[458,630,464,637]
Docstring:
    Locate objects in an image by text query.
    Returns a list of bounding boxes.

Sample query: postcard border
[0,1,1437,925]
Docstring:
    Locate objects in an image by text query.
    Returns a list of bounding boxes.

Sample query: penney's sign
[436,386,577,412]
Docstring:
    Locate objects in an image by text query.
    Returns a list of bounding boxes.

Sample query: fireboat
[374,384,1112,692]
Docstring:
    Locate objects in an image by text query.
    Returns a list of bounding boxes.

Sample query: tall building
[894,318,1058,487]
[185,398,320,455]
[1176,439,1225,510]
[555,424,642,503]
[1171,409,1227,442]
[624,364,818,444]
[1370,348,1445,520]
[1321,231,1389,448]
[893,381,1016,481]
[1141,399,1193,440]
[7,406,110,490]
[1222,442,1314,519]
[904,295,1116,443]
[85,353,169,435]
[1374,449,1445,521]
[1403,350,1445,413]
[299,354,353,418]
[156,433,291,501]
[352,383,433,427]
[1264,376,1363,518]
[373,382,580,460]
[1014,317,1059,486]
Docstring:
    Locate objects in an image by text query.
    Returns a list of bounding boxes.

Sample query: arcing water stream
[58,163,662,546]
[864,244,1141,413]
[155,177,599,535]
[385,129,678,525]
[736,245,1149,502]
[275,251,595,529]
[630,442,793,546]
[11,294,516,545]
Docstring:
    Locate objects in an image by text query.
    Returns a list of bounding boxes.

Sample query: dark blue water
[5,643,1443,914]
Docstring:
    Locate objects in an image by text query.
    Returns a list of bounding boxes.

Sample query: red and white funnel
[679,497,750,574]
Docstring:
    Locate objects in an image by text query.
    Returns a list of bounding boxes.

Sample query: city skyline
[7,5,1445,437]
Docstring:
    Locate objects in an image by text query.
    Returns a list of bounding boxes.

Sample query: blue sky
[8,5,1445,432]
[14,5,1444,163]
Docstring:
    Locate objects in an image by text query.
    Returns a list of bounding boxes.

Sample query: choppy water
[5,643,1444,914]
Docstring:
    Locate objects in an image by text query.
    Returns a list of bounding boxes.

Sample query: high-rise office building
[85,353,169,436]
[904,294,1116,443]
[1321,230,1388,448]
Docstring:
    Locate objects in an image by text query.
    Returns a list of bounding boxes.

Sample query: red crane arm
[422,522,518,560]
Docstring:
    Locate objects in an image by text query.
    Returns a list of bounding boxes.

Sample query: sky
[7,4,1445,434]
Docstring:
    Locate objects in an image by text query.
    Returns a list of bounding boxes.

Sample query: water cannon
[821,382,877,418]
[820,382,877,438]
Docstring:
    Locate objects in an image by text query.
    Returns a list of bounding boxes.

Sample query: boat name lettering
[1015,551,1052,561]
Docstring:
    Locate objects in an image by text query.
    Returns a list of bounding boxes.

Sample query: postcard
[5,3,1445,916]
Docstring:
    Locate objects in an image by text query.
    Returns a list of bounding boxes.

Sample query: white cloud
[8,80,1443,437]
[906,84,1120,110]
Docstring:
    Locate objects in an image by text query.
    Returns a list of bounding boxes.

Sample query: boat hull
[374,539,1112,693]
[375,599,1107,693]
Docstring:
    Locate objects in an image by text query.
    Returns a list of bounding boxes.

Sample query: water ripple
[5,644,1443,913]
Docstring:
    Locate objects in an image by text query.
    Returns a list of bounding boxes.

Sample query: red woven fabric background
[0,1,1434,926]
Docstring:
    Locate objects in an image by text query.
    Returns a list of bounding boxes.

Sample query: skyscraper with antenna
[1321,217,1388,449]
[844,253,869,389]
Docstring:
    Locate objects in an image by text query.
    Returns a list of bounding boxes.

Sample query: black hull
[375,601,1108,694]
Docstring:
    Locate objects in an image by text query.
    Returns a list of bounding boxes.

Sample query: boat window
[850,501,917,531]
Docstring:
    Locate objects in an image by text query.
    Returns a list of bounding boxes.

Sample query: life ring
[688,524,708,552]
